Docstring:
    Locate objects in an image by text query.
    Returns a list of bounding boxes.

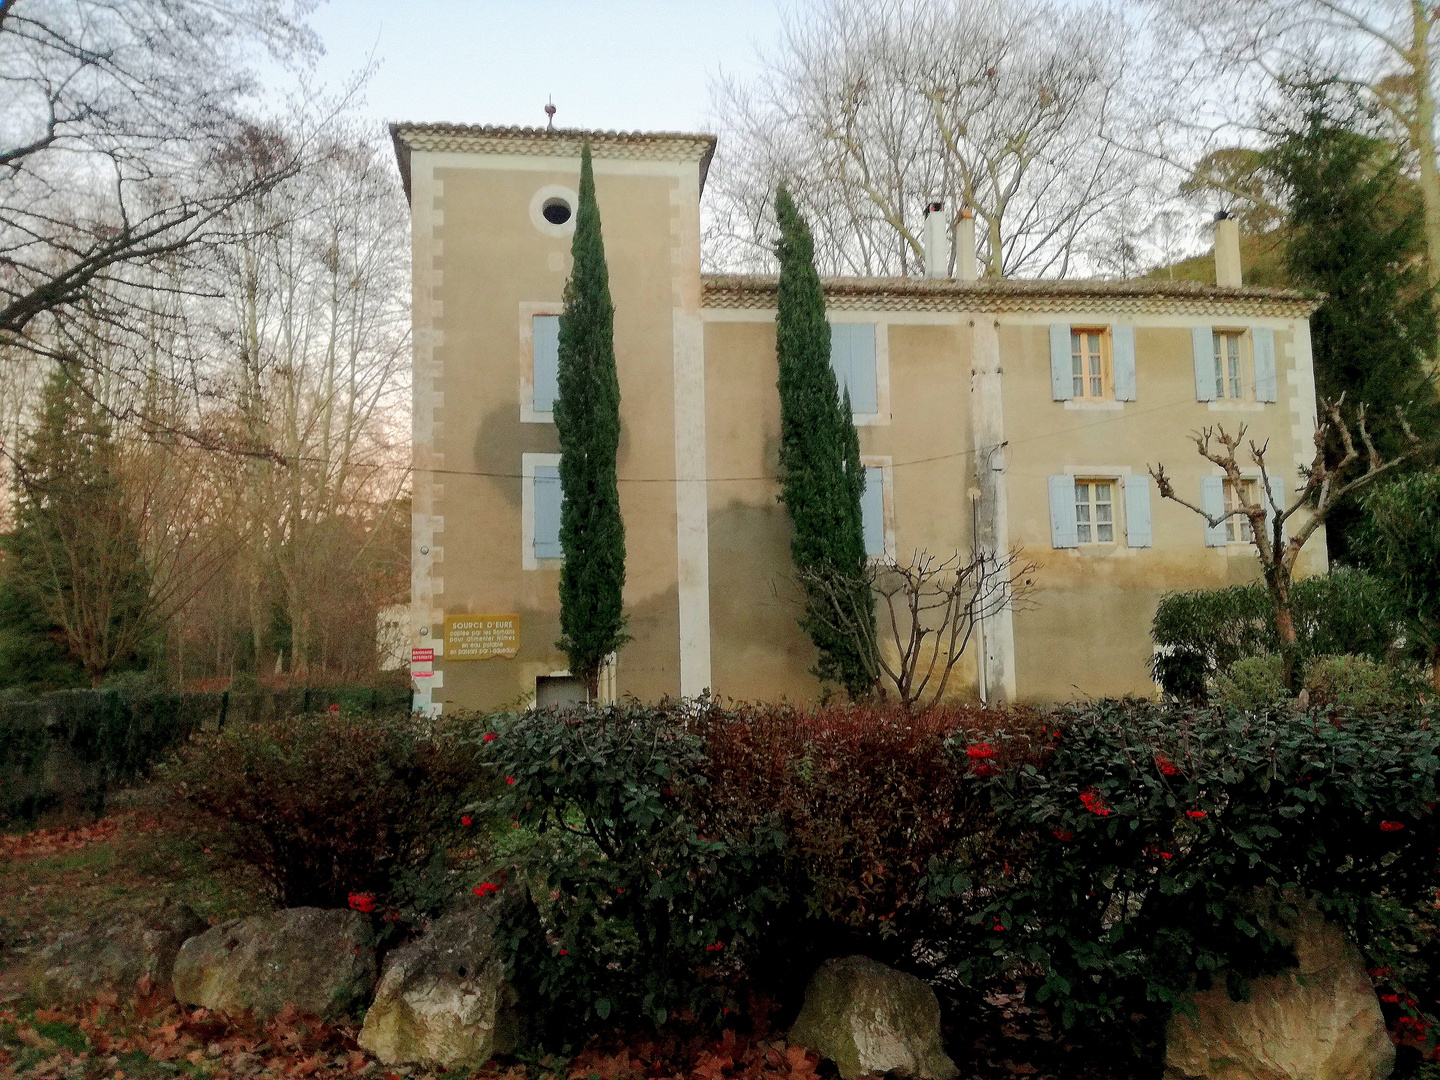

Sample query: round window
[541,198,572,225]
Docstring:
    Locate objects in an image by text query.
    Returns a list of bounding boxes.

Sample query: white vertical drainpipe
[1214,211,1243,287]
[956,208,977,282]
[923,200,951,279]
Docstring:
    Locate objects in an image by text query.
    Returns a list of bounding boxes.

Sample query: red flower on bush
[616,886,625,894]
[1052,828,1075,842]
[966,743,996,760]
[1186,810,1207,819]
[461,815,473,826]
[705,941,725,953]
[1078,788,1111,817]
[1144,844,1174,861]
[1379,820,1405,832]
[506,776,516,785]
[1381,993,1400,1004]
[328,704,341,713]
[347,892,376,913]
[473,881,500,897]
[558,948,568,956]
[1154,755,1180,777]
[992,921,1005,932]
[484,732,497,742]
[972,764,998,777]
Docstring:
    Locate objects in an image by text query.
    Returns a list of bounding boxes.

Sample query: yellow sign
[445,614,520,659]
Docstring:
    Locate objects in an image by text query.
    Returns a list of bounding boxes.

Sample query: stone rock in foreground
[358,890,522,1066]
[31,900,207,1004]
[789,955,958,1080]
[1165,903,1394,1080]
[173,907,376,1019]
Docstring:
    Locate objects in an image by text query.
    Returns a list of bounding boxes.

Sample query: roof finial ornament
[545,96,556,131]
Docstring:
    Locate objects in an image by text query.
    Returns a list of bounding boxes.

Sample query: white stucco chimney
[923,200,950,279]
[1214,211,1242,287]
[956,207,977,281]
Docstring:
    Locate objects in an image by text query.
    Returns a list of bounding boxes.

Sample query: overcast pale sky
[299,0,788,133]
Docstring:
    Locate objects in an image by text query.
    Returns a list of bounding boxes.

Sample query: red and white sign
[412,670,434,678]
[412,648,434,663]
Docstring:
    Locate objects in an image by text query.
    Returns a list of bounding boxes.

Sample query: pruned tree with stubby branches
[796,547,1037,710]
[1149,398,1439,689]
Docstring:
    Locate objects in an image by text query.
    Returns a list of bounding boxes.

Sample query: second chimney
[956,207,977,281]
[923,200,950,279]
[1214,210,1242,287]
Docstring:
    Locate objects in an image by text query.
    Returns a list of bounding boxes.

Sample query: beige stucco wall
[701,315,979,703]
[411,150,701,710]
[1000,317,1327,701]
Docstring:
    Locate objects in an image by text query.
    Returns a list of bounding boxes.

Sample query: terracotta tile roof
[390,123,717,200]
[702,274,1322,318]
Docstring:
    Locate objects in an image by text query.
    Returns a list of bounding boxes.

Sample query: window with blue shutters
[861,465,886,559]
[533,315,560,415]
[829,323,879,415]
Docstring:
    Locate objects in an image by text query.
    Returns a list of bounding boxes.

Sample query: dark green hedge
[0,683,412,822]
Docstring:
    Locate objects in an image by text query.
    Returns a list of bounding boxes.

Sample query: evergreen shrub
[165,710,485,907]
[1151,569,1402,698]
[480,699,1440,1052]
[967,700,1440,1036]
[1212,654,1287,707]
[1304,654,1417,709]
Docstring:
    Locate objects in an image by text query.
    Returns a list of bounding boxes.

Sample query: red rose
[484,732,497,742]
[461,815,473,826]
[347,892,376,913]
[558,948,568,956]
[966,743,996,760]
[506,776,516,785]
[1186,810,1207,819]
[1155,755,1180,776]
[473,881,499,897]
[1379,820,1405,832]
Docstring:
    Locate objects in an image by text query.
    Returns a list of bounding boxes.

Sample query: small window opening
[541,198,572,225]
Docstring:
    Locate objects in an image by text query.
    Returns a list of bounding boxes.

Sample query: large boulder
[789,955,958,1080]
[173,907,376,1019]
[30,900,207,1004]
[1165,902,1394,1080]
[358,890,522,1066]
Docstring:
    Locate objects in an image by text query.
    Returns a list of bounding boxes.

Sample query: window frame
[1073,476,1120,546]
[1070,326,1112,402]
[1223,476,1260,544]
[1211,328,1252,402]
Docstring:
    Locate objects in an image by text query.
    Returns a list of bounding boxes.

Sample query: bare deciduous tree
[1149,399,1439,687]
[798,547,1037,709]
[706,0,1150,277]
[0,0,322,355]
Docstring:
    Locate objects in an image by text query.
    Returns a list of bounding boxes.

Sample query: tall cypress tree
[554,143,627,698]
[774,186,874,697]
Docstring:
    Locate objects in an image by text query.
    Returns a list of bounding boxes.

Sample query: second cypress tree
[555,143,628,698]
[774,186,874,697]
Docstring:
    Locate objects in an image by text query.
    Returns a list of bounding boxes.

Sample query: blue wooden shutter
[534,465,563,559]
[1252,326,1278,402]
[1112,324,1136,401]
[1193,325,1217,401]
[862,466,885,558]
[533,315,560,413]
[1049,323,1071,401]
[1123,474,1152,547]
[1048,475,1077,548]
[1200,476,1226,546]
[830,324,879,414]
[1265,474,1287,543]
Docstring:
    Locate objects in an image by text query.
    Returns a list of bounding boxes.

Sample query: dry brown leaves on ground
[0,818,130,860]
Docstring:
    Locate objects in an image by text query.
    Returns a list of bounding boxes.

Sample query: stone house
[390,123,1324,712]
